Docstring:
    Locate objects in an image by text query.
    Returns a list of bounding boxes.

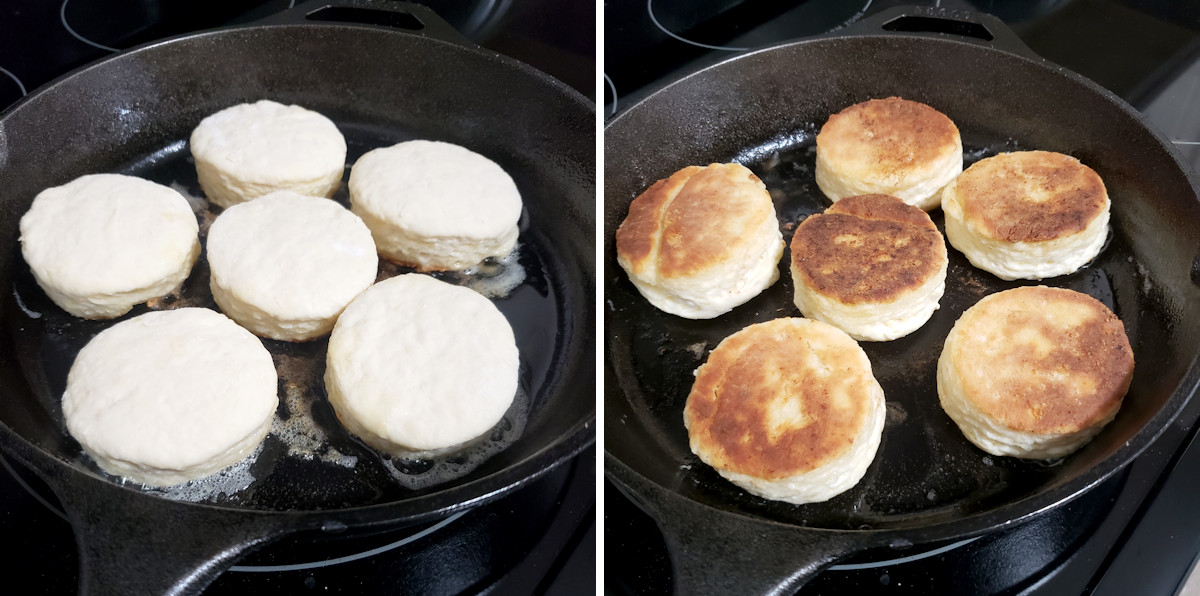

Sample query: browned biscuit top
[953,151,1107,242]
[816,97,960,174]
[614,165,701,272]
[684,318,877,479]
[949,286,1133,434]
[615,163,774,279]
[790,194,946,304]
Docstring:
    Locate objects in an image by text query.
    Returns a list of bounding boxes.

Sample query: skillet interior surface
[604,34,1200,533]
[0,24,595,513]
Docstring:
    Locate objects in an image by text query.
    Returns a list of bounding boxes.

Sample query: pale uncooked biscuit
[19,173,201,319]
[62,308,279,486]
[815,97,963,210]
[325,273,519,457]
[190,100,347,208]
[348,140,522,271]
[937,286,1133,459]
[615,163,785,319]
[206,191,378,341]
[790,194,947,341]
[942,151,1109,280]
[684,318,886,504]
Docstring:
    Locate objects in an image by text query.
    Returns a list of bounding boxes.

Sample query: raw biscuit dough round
[325,273,519,456]
[206,190,378,341]
[19,173,201,319]
[62,308,279,487]
[348,140,523,271]
[190,100,348,208]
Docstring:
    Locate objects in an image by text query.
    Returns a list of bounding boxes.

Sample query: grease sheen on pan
[348,140,523,271]
[190,100,348,208]
[19,173,201,319]
[790,194,947,341]
[206,190,378,342]
[62,308,279,487]
[684,318,886,504]
[615,163,785,319]
[941,150,1110,280]
[325,274,519,457]
[937,286,1133,459]
[815,97,963,210]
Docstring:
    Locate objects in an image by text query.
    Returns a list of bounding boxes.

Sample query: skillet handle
[6,443,295,596]
[255,0,472,46]
[66,488,292,596]
[839,5,1043,61]
[607,455,860,595]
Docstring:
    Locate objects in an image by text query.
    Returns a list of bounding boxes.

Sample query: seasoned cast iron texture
[604,8,1200,595]
[0,4,595,595]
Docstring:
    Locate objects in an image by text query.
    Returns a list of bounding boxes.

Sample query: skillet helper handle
[32,462,295,596]
[256,0,471,46]
[841,5,1043,61]
[609,459,858,595]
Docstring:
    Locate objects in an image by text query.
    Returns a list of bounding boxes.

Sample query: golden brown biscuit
[815,97,963,210]
[937,286,1133,458]
[942,150,1110,280]
[684,318,886,504]
[790,194,947,341]
[615,163,784,319]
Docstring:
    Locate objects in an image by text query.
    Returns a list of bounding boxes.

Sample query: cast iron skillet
[0,1,594,594]
[604,6,1200,594]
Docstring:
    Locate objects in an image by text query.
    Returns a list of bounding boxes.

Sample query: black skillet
[604,6,1200,594]
[0,1,594,594]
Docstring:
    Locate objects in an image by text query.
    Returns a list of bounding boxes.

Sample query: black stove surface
[604,0,1200,594]
[0,0,595,594]
[0,0,595,107]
